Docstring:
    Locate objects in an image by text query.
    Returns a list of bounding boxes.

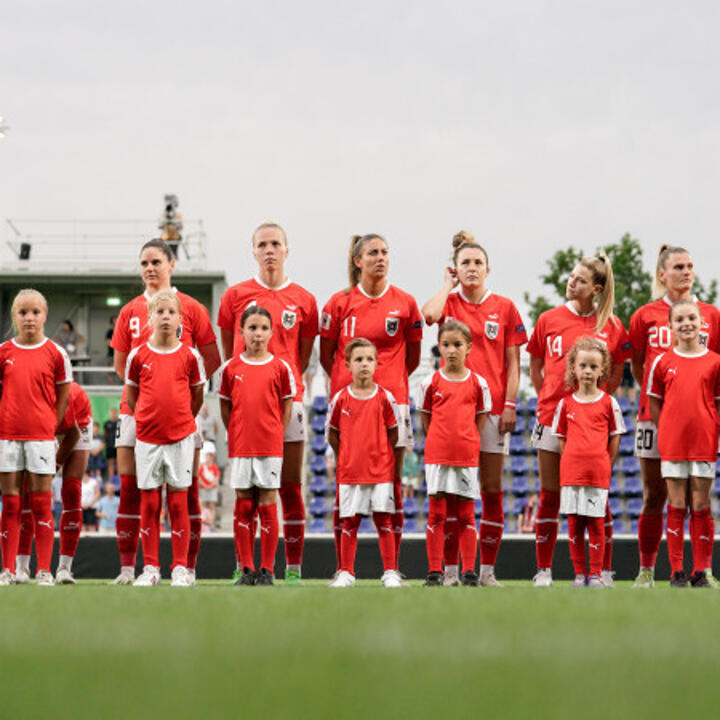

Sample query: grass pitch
[4,580,719,719]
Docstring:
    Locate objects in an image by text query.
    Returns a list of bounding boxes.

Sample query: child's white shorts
[284,401,307,443]
[531,420,561,454]
[115,413,137,448]
[661,460,715,480]
[228,456,283,490]
[425,464,480,499]
[635,420,660,460]
[56,422,92,453]
[0,439,55,474]
[135,435,195,490]
[338,482,395,518]
[560,485,608,518]
[480,415,510,455]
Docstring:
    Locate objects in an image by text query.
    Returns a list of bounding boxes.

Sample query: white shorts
[194,429,203,450]
[395,404,413,448]
[661,461,715,480]
[425,464,480,499]
[135,435,195,490]
[228,456,283,490]
[284,401,306,443]
[338,482,395,518]
[530,420,561,454]
[56,422,93,453]
[199,488,219,503]
[635,420,660,460]
[115,413,137,448]
[0,439,56,474]
[560,485,608,518]
[480,414,510,456]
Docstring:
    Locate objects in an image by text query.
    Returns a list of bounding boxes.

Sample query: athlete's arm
[299,336,315,374]
[390,429,402,480]
[476,411,488,436]
[649,396,662,427]
[328,427,339,458]
[281,397,293,431]
[499,345,521,433]
[405,341,421,376]
[55,382,71,431]
[420,412,430,436]
[557,438,566,454]
[320,337,337,377]
[56,425,80,468]
[608,434,621,466]
[630,350,644,387]
[220,328,234,362]
[190,384,204,417]
[198,342,221,378]
[219,398,231,429]
[607,361,624,395]
[421,269,456,324]
[529,355,545,395]
[126,384,138,413]
[114,350,128,381]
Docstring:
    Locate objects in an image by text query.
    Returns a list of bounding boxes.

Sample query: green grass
[4,580,720,719]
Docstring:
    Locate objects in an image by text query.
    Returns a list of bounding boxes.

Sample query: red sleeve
[320,295,341,340]
[112,304,132,353]
[526,313,547,359]
[191,301,217,346]
[405,296,424,342]
[381,393,398,429]
[504,300,528,347]
[609,318,632,363]
[552,398,567,437]
[217,288,235,332]
[301,293,319,340]
[709,309,720,354]
[628,308,647,355]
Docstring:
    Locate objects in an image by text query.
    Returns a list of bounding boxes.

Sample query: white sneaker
[533,569,553,587]
[479,569,503,587]
[381,570,403,588]
[133,566,161,586]
[14,567,31,585]
[443,566,460,587]
[600,570,615,588]
[0,569,16,586]
[328,570,355,587]
[171,566,192,587]
[186,569,197,586]
[111,567,135,585]
[56,566,76,585]
[36,570,55,586]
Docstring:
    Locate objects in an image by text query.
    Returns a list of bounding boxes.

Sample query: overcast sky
[2,1,719,328]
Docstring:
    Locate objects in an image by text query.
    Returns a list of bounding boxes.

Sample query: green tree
[523,246,583,325]
[694,277,718,305]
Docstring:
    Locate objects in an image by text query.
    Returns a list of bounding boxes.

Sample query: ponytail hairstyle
[451,230,489,268]
[653,244,690,300]
[564,336,611,390]
[140,238,174,263]
[578,254,616,331]
[346,234,387,291]
[10,288,48,333]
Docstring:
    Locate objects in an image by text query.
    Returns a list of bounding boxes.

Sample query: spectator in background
[106,316,117,364]
[87,422,107,477]
[81,473,101,532]
[197,404,219,446]
[198,443,221,532]
[518,492,539,534]
[54,319,85,358]
[96,482,120,533]
[103,407,119,479]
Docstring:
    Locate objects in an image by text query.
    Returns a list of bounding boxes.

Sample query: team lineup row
[0,225,716,587]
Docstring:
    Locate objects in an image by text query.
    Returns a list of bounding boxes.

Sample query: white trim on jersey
[347,384,378,400]
[379,386,400,428]
[609,395,626,436]
[145,341,183,355]
[473,372,492,414]
[254,275,292,291]
[279,358,297,398]
[673,347,708,359]
[51,341,73,384]
[564,301,596,318]
[326,389,343,431]
[416,372,434,413]
[439,369,471,383]
[143,286,178,302]
[239,353,274,366]
[458,288,492,306]
[356,282,390,300]
[12,337,48,350]
[571,390,605,404]
[217,358,233,400]
[551,398,565,437]
[124,346,142,386]
[189,346,207,385]
[646,352,665,398]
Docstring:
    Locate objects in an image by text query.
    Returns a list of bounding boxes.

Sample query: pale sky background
[2,1,719,330]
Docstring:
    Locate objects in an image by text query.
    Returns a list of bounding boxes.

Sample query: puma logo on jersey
[589,542,600,550]
[342,529,354,538]
[171,529,184,538]
[568,536,576,545]
[270,471,278,478]
[427,524,437,534]
[142,363,153,371]
[537,534,549,543]
[388,309,401,315]
[667,527,680,536]
[481,537,498,545]
[63,522,81,531]
[140,527,150,537]
[286,304,297,310]
[668,367,677,375]
[700,535,711,541]
[236,521,250,531]
[260,524,271,535]
[434,391,444,399]
[566,414,575,421]
[587,497,595,506]
[39,456,49,464]
[118,530,133,539]
[341,409,351,416]
[234,375,244,382]
[380,526,393,533]
[488,313,499,319]
[0,531,7,539]
[3,359,14,365]
[37,520,53,529]
[597,331,608,339]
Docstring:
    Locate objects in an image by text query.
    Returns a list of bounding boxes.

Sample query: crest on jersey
[700,331,709,347]
[282,310,297,330]
[485,321,499,340]
[386,318,399,336]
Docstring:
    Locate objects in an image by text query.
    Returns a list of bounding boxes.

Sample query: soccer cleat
[690,570,711,588]
[572,575,587,587]
[381,570,403,588]
[328,570,356,588]
[533,569,553,587]
[35,570,55,586]
[112,567,136,585]
[133,566,161,586]
[424,571,444,587]
[479,569,503,587]
[170,566,192,587]
[14,567,31,585]
[229,568,243,585]
[632,568,655,588]
[256,568,275,586]
[460,571,479,587]
[587,575,605,588]
[234,567,256,586]
[704,569,720,589]
[285,568,303,587]
[0,569,16,586]
[600,570,615,588]
[186,569,196,586]
[55,566,76,585]
[669,570,689,588]
[443,567,460,587]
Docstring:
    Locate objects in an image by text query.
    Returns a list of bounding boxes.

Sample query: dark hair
[63,319,74,332]
[240,304,272,328]
[344,337,377,363]
[140,238,173,262]
[438,319,472,345]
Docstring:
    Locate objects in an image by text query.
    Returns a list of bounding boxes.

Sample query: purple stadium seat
[311,396,329,414]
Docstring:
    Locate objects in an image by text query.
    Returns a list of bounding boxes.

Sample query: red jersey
[526,303,631,426]
[218,354,296,458]
[0,338,72,441]
[112,289,216,415]
[418,369,492,466]
[57,382,93,435]
[328,384,398,485]
[198,463,220,490]
[321,284,423,403]
[647,348,720,462]
[552,392,625,489]
[438,289,527,413]
[125,342,206,445]
[629,297,720,422]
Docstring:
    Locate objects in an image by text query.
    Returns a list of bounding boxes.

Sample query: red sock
[167,490,190,569]
[393,479,403,568]
[30,491,54,572]
[535,490,560,570]
[567,514,587,576]
[117,474,141,568]
[443,493,460,567]
[340,515,361,573]
[187,476,202,570]
[479,491,504,567]
[139,489,162,568]
[234,497,255,571]
[279,483,305,567]
[587,516,604,577]
[426,496,446,573]
[457,497,478,574]
[17,491,33,556]
[603,504,613,572]
[373,512,396,572]
[638,513,664,569]
[1,495,21,572]
[666,506,686,574]
[691,508,714,574]
[59,477,82,558]
[258,503,279,573]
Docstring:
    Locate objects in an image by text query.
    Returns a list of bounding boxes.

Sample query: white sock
[287,564,301,574]
[480,564,494,575]
[16,554,30,572]
[236,561,242,571]
[59,554,73,571]
[121,565,135,574]
[444,564,459,578]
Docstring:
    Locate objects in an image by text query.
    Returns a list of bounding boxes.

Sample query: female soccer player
[418,320,492,586]
[327,338,403,588]
[552,338,625,587]
[647,299,720,587]
[422,230,527,586]
[219,306,295,586]
[112,239,219,585]
[0,289,72,585]
[527,255,630,587]
[16,381,92,584]
[125,290,206,587]
[217,223,317,586]
[321,234,423,569]
[629,245,720,587]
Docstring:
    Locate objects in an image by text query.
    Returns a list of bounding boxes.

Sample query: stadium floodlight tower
[0,117,9,138]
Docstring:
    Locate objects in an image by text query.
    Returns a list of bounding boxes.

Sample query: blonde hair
[653,244,690,300]
[344,337,377,363]
[564,337,611,390]
[10,289,48,333]
[451,230,489,267]
[252,222,287,246]
[148,289,181,316]
[346,234,387,290]
[578,254,616,332]
[438,319,472,345]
